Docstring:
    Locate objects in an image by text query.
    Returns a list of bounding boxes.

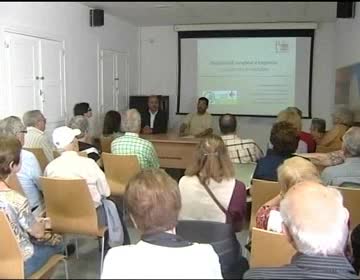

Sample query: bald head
[280,181,349,256]
[219,114,237,135]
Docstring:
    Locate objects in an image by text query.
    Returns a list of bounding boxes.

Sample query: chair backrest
[0,211,24,279]
[100,136,114,154]
[335,185,360,231]
[39,177,100,236]
[250,227,296,268]
[24,148,49,172]
[102,153,140,196]
[6,174,25,196]
[249,179,281,230]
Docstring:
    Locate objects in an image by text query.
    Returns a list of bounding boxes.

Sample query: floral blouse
[255,205,281,232]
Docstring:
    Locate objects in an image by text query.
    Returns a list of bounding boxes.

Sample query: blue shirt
[321,157,360,186]
[17,149,43,209]
[253,150,292,181]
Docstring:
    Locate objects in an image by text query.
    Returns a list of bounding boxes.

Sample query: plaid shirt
[111,132,160,169]
[221,134,263,164]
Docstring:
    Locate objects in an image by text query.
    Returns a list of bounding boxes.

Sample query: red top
[300,131,316,153]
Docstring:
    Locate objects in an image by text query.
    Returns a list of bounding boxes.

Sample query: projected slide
[178,30,313,117]
[197,38,296,114]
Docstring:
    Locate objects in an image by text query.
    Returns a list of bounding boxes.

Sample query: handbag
[30,230,63,246]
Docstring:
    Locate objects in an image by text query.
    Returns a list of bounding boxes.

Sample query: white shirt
[24,126,54,162]
[101,240,223,279]
[44,151,110,208]
[149,110,158,129]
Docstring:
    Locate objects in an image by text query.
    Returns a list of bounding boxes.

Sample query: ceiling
[81,2,337,27]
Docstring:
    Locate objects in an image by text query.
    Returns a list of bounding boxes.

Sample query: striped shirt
[221,134,263,164]
[24,127,54,162]
[244,253,358,279]
[111,132,160,169]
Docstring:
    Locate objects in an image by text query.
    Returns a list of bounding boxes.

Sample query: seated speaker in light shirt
[141,95,168,134]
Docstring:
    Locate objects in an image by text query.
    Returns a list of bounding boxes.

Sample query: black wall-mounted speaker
[90,9,104,27]
[337,2,355,18]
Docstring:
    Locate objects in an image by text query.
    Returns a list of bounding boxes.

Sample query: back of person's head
[286,107,303,118]
[280,182,349,256]
[198,97,209,106]
[0,116,26,137]
[23,110,43,127]
[342,127,360,157]
[73,102,91,116]
[103,110,121,136]
[332,107,353,126]
[270,121,299,156]
[219,114,237,135]
[185,134,234,185]
[0,136,22,180]
[277,157,320,196]
[68,116,89,139]
[121,109,141,133]
[311,118,326,133]
[125,168,181,234]
[277,110,302,132]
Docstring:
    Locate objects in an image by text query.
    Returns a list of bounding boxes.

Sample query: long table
[141,133,200,169]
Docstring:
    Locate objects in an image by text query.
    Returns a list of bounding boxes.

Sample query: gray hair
[121,109,141,133]
[332,107,353,126]
[280,186,348,256]
[343,127,360,157]
[23,110,43,127]
[68,116,89,138]
[0,116,26,137]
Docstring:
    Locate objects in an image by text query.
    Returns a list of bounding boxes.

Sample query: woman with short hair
[101,168,222,279]
[0,136,64,277]
[102,110,122,138]
[179,134,247,232]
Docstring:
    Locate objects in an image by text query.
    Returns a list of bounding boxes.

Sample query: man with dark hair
[73,102,92,118]
[179,97,212,137]
[219,114,263,163]
[141,95,168,134]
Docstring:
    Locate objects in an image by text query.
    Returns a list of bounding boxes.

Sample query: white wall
[139,24,336,150]
[0,2,139,136]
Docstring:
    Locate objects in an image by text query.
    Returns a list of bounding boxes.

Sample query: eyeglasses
[88,108,92,112]
[18,130,27,134]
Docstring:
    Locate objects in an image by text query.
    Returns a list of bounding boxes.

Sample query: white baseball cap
[52,126,81,149]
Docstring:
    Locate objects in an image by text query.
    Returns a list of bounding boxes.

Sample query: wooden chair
[0,211,68,279]
[336,184,360,231]
[249,179,281,231]
[249,228,296,268]
[100,136,114,154]
[39,177,108,273]
[24,148,49,172]
[102,153,140,196]
[6,174,25,196]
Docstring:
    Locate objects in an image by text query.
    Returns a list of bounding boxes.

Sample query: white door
[116,53,129,112]
[100,49,116,113]
[5,33,41,118]
[39,39,65,131]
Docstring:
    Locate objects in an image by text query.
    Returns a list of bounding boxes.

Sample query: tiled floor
[52,225,250,279]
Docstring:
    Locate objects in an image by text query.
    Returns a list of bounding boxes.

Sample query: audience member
[317,107,353,153]
[253,122,298,181]
[111,109,160,169]
[68,116,101,163]
[256,157,321,232]
[141,95,168,134]
[101,168,223,279]
[286,107,316,153]
[73,102,93,118]
[23,110,54,162]
[179,97,212,137]
[0,116,43,215]
[276,109,308,153]
[102,110,122,138]
[310,118,326,144]
[179,134,247,231]
[219,114,263,164]
[321,127,360,186]
[44,126,130,247]
[244,181,357,279]
[0,136,64,278]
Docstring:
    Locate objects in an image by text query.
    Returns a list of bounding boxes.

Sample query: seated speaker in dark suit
[141,95,168,134]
